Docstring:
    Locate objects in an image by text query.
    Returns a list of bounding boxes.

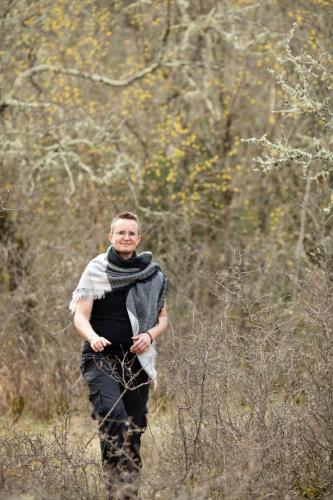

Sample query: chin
[117,248,134,255]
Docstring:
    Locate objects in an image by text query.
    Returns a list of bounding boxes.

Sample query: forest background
[1,0,333,498]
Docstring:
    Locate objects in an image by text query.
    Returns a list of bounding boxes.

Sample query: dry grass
[1,244,333,499]
[2,262,332,499]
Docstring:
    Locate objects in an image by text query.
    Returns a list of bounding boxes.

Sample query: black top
[82,286,133,356]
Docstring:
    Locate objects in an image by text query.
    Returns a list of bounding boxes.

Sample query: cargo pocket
[141,406,148,431]
[88,390,103,420]
[80,356,93,375]
[79,358,85,375]
[80,355,98,376]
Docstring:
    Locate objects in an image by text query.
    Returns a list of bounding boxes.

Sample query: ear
[108,232,113,244]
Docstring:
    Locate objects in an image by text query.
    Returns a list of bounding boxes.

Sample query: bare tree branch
[0,190,19,216]
[0,0,18,19]
[0,62,161,111]
[0,0,172,112]
[0,191,10,216]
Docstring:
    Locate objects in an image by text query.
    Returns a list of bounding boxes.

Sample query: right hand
[89,336,111,352]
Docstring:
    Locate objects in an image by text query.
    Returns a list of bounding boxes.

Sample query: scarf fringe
[157,276,168,314]
[69,249,167,386]
[69,289,107,313]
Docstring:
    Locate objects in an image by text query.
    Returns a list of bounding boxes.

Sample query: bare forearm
[131,317,168,354]
[73,300,111,353]
[146,317,168,341]
[74,313,99,342]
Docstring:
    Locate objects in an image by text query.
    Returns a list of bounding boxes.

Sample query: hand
[89,336,111,352]
[130,332,152,354]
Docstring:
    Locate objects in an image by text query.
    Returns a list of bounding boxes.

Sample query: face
[108,218,141,258]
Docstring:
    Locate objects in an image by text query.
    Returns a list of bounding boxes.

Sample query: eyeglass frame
[111,230,140,239]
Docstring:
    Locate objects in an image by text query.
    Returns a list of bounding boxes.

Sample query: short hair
[110,211,141,234]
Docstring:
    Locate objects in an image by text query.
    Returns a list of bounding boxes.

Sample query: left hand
[130,332,151,354]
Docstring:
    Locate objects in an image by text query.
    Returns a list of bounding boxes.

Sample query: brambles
[1,0,333,498]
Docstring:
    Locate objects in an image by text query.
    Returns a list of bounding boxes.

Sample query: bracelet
[144,331,153,344]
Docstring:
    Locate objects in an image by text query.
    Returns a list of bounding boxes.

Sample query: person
[69,212,168,499]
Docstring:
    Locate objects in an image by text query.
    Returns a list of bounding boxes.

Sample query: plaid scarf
[69,246,167,385]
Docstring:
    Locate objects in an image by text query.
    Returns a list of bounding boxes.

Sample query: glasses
[112,231,139,239]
